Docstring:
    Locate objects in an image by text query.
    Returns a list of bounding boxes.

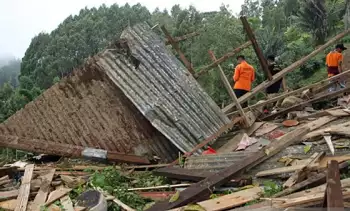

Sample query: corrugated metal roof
[95,23,230,153]
[0,60,178,161]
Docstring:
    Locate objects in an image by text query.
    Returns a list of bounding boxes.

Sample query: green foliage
[0,0,349,122]
[89,167,166,210]
[262,180,283,197]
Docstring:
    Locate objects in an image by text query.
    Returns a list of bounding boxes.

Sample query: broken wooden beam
[14,164,34,211]
[0,135,150,164]
[161,25,194,74]
[208,50,251,127]
[194,41,252,78]
[324,160,344,210]
[168,187,262,211]
[262,86,350,120]
[165,32,199,45]
[146,127,309,210]
[153,167,252,187]
[240,16,272,80]
[223,28,350,114]
[228,69,350,117]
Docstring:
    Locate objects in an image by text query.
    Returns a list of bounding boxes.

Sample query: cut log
[223,29,350,114]
[169,187,262,211]
[194,41,252,78]
[263,86,350,120]
[14,164,34,211]
[147,127,309,211]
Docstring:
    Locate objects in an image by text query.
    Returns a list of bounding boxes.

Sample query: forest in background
[0,0,349,122]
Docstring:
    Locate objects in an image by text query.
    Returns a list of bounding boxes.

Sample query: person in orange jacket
[326,43,347,92]
[233,55,255,107]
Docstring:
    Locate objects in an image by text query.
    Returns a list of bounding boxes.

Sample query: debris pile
[0,21,350,210]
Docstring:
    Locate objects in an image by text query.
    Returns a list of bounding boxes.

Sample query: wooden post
[223,28,350,114]
[240,16,272,81]
[161,25,194,74]
[165,32,200,45]
[323,160,344,210]
[208,50,250,127]
[194,41,252,78]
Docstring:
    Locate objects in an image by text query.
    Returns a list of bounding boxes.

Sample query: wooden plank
[302,119,348,140]
[147,127,309,211]
[256,164,318,177]
[217,132,245,153]
[275,188,350,208]
[169,187,262,211]
[32,169,56,209]
[161,25,194,74]
[0,190,19,201]
[14,164,34,211]
[153,167,252,187]
[44,188,72,206]
[324,135,335,155]
[228,70,350,117]
[241,16,272,80]
[61,196,75,211]
[128,184,191,191]
[165,32,199,45]
[223,28,350,114]
[0,199,16,210]
[208,50,251,127]
[325,160,344,209]
[273,172,326,198]
[194,41,252,78]
[283,152,322,188]
[263,86,350,120]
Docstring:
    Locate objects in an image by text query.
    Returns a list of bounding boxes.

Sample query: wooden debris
[161,25,194,74]
[14,164,34,211]
[256,164,318,178]
[165,32,199,45]
[302,119,349,140]
[217,132,245,153]
[263,86,350,121]
[32,169,56,210]
[60,196,75,211]
[324,135,335,155]
[0,199,16,210]
[127,184,191,191]
[44,188,72,206]
[169,187,262,211]
[324,160,344,209]
[195,41,252,78]
[283,152,324,188]
[255,123,278,137]
[147,127,308,211]
[241,16,272,80]
[223,28,350,114]
[153,167,252,186]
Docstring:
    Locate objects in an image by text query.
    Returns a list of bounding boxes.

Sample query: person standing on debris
[326,44,347,92]
[265,55,284,94]
[233,55,255,107]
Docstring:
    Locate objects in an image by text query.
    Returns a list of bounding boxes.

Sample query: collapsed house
[0,23,229,163]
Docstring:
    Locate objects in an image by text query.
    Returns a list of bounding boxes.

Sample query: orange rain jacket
[233,61,255,91]
[326,51,343,77]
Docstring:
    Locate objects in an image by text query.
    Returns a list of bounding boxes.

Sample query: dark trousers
[234,89,248,108]
[266,79,282,94]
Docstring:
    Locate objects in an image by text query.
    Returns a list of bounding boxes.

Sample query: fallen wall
[0,60,178,161]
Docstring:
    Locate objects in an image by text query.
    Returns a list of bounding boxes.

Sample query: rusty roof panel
[0,61,178,161]
[95,23,230,153]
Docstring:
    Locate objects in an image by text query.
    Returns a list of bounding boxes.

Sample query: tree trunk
[345,0,350,30]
